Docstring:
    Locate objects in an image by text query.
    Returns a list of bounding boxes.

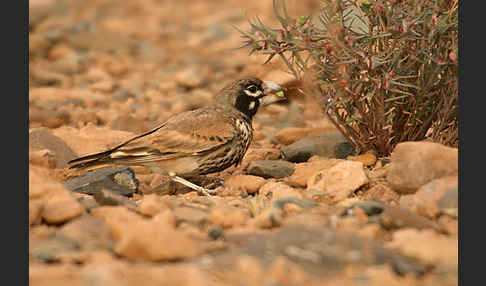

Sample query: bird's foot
[169,174,217,197]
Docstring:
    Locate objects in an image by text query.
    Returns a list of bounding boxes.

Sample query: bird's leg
[168,172,216,196]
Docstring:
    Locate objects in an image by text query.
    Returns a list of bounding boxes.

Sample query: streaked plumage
[68,78,283,195]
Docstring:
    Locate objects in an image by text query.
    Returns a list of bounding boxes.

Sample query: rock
[57,215,114,251]
[386,141,458,194]
[42,188,85,224]
[223,174,267,194]
[250,207,283,229]
[284,157,342,188]
[31,165,86,225]
[438,186,458,218]
[361,183,400,205]
[438,215,458,236]
[274,127,332,145]
[29,149,58,169]
[281,132,352,162]
[29,199,44,226]
[29,234,80,263]
[63,166,139,196]
[113,213,206,261]
[29,129,78,168]
[138,194,171,217]
[307,160,369,204]
[247,160,295,179]
[92,188,138,210]
[400,176,458,219]
[347,153,377,167]
[91,206,145,241]
[29,165,60,199]
[343,201,386,217]
[379,205,443,232]
[239,147,281,169]
[173,206,209,226]
[73,193,99,212]
[208,205,249,228]
[51,125,135,159]
[259,182,303,201]
[210,226,429,277]
[208,225,224,240]
[387,229,457,265]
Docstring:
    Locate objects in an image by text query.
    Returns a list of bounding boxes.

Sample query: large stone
[114,213,206,261]
[240,147,281,169]
[247,160,295,179]
[387,141,458,194]
[400,175,458,218]
[30,166,85,224]
[387,229,458,265]
[91,206,204,261]
[259,182,303,201]
[29,129,78,168]
[207,226,429,277]
[284,157,342,188]
[307,160,369,203]
[42,188,85,224]
[281,132,352,163]
[63,166,139,196]
[224,174,267,194]
[51,125,134,159]
[274,127,332,145]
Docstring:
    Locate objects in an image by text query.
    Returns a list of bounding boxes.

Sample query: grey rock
[63,166,139,196]
[281,132,353,163]
[29,129,78,168]
[247,160,295,179]
[342,201,385,217]
[205,226,430,277]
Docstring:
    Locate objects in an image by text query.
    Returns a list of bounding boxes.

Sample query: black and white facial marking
[234,82,265,118]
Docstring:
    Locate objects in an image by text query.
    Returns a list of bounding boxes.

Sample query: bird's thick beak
[260,81,286,106]
[263,81,282,94]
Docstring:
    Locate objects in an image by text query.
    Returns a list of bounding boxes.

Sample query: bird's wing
[68,107,237,168]
[122,107,236,155]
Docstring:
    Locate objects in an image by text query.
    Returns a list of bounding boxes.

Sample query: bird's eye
[247,85,258,93]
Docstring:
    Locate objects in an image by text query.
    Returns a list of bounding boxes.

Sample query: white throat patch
[248,101,256,111]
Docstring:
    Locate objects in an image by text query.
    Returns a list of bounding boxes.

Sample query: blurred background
[29,0,325,134]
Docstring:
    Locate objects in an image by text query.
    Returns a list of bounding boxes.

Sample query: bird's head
[214,77,284,118]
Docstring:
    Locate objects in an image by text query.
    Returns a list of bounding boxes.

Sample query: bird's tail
[67,149,115,169]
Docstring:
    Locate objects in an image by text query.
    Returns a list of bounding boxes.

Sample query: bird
[68,77,283,196]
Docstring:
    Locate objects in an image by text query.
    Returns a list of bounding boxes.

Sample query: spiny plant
[235,0,458,156]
